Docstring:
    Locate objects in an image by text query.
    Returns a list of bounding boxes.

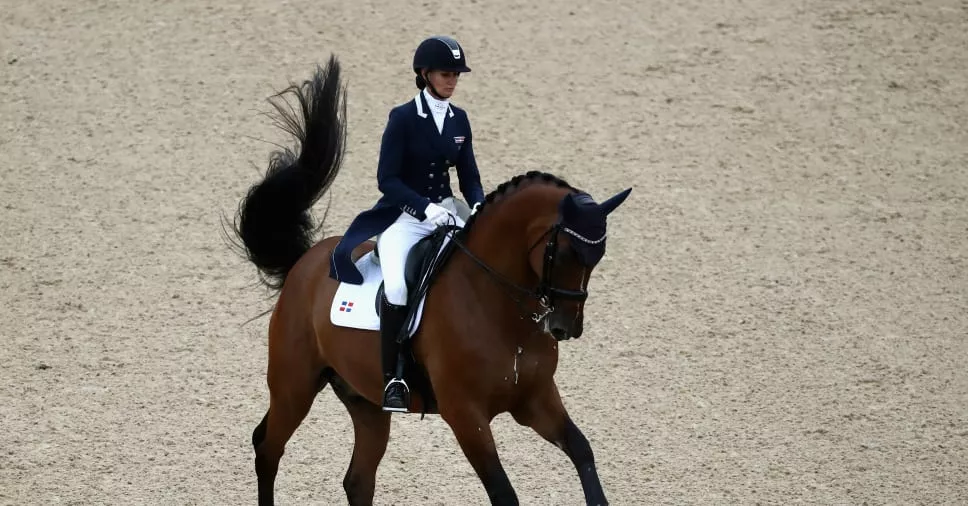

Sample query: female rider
[330,36,485,412]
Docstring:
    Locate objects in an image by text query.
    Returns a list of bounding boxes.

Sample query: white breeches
[378,197,465,306]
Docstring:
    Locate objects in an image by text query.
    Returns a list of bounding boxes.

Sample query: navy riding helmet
[412,36,472,74]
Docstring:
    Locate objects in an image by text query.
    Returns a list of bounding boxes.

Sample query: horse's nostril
[551,328,568,340]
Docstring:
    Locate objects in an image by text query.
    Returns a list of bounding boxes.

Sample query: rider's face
[424,70,460,99]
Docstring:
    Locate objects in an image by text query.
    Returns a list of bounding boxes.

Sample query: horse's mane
[462,171,577,231]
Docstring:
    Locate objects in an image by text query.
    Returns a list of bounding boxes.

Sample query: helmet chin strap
[422,70,446,100]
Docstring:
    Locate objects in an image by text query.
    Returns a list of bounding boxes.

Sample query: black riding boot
[380,295,410,413]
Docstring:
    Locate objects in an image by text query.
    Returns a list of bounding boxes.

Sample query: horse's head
[455,172,631,342]
[524,187,632,341]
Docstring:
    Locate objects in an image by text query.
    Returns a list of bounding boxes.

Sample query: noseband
[448,222,603,323]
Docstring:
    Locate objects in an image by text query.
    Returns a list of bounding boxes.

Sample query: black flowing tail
[232,55,347,290]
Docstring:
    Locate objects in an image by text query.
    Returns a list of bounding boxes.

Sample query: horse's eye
[556,246,578,265]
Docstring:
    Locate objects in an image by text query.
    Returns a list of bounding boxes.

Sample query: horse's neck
[444,197,560,365]
[459,210,533,296]
[451,189,558,328]
[460,184,564,280]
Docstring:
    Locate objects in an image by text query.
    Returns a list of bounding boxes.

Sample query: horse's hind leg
[252,358,327,505]
[510,381,607,506]
[330,375,391,506]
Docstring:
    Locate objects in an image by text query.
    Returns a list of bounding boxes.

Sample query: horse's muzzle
[550,326,570,341]
[547,313,583,341]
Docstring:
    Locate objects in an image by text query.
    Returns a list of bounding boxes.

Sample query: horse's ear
[599,188,632,216]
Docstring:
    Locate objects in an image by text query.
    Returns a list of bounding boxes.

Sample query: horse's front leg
[511,381,607,506]
[439,404,518,505]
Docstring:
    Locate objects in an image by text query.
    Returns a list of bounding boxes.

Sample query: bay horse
[231,55,631,506]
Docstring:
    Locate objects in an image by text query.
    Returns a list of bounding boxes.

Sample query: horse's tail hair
[231,54,347,290]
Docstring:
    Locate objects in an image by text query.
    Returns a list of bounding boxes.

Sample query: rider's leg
[377,293,409,412]
[378,216,429,305]
[375,216,431,412]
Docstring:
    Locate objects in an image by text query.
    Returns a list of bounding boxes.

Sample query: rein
[444,221,593,323]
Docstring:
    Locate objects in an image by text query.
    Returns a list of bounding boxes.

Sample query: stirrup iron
[382,378,410,413]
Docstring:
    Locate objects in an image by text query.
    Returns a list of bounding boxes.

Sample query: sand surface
[2,0,967,504]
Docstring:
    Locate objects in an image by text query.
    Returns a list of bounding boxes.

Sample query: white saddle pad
[330,240,449,335]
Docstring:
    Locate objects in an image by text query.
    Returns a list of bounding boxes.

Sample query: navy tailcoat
[329,92,486,284]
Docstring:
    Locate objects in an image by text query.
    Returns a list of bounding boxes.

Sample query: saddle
[371,197,471,322]
[372,225,456,324]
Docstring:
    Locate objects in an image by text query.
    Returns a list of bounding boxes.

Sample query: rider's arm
[454,114,485,207]
[377,107,432,220]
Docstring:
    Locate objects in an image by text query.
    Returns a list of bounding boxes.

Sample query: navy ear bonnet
[558,192,607,266]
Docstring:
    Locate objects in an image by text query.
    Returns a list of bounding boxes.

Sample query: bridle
[446,221,604,323]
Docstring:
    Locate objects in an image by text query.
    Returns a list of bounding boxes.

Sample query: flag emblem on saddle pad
[453,136,465,144]
[339,300,354,312]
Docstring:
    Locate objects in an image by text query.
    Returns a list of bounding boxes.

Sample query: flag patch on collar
[454,136,465,144]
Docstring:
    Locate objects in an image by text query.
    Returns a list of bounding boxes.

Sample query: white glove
[424,202,454,227]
